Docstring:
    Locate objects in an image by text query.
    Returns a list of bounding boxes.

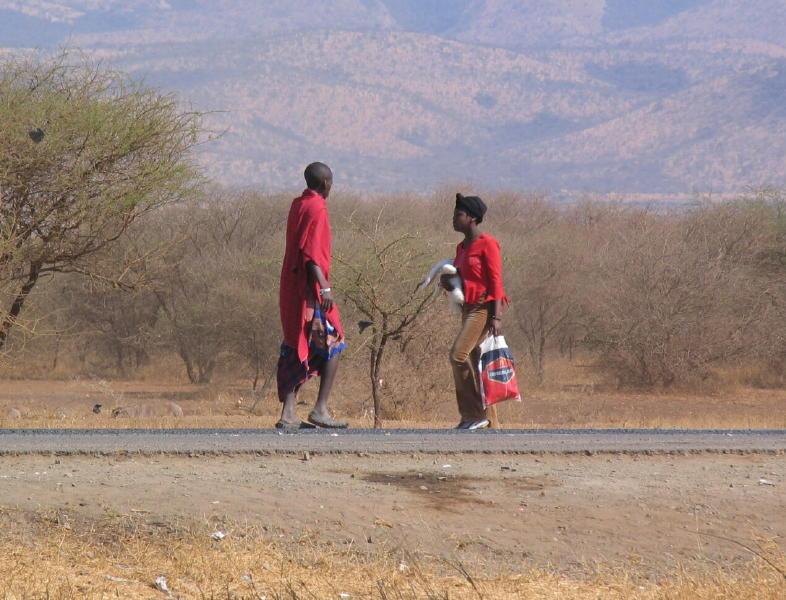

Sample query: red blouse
[453,233,509,306]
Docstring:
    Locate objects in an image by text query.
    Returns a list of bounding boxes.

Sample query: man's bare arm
[306,261,334,311]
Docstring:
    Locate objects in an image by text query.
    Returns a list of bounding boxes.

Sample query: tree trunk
[536,331,546,384]
[369,339,381,428]
[197,358,216,384]
[135,348,150,369]
[78,341,89,372]
[179,347,197,383]
[51,332,62,370]
[251,342,261,391]
[252,362,260,391]
[371,334,389,429]
[248,372,274,415]
[115,343,127,378]
[0,263,41,350]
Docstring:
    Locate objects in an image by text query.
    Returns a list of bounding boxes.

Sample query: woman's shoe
[465,419,490,431]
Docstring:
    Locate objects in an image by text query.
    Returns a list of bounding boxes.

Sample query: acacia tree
[57,276,160,375]
[0,55,200,350]
[336,207,437,428]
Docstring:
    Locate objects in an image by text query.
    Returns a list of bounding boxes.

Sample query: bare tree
[209,193,284,394]
[152,190,284,385]
[336,206,437,428]
[501,201,586,383]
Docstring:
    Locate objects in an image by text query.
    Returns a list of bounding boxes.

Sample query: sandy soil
[1,453,783,576]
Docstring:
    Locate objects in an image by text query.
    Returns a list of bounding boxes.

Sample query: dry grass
[3,372,786,430]
[3,354,786,430]
[0,509,783,599]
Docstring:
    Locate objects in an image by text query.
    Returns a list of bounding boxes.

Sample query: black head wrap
[455,193,487,224]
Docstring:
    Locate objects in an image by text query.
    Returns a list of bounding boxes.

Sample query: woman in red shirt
[441,193,508,430]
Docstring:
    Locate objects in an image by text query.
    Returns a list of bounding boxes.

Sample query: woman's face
[453,208,473,232]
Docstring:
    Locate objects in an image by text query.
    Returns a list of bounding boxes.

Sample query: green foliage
[0,53,201,347]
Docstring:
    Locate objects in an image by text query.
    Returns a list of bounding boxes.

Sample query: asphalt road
[0,428,785,455]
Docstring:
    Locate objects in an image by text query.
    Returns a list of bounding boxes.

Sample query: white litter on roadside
[211,531,226,540]
[442,464,452,469]
[758,478,776,486]
[154,575,170,594]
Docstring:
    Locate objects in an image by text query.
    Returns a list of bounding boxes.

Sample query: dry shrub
[582,202,774,387]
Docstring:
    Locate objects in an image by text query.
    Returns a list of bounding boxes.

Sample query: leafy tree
[0,54,200,350]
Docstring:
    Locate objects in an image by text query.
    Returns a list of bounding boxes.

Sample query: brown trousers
[450,303,490,422]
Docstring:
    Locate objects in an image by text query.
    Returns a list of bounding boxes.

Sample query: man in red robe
[276,162,347,430]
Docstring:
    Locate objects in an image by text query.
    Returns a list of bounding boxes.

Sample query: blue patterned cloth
[276,308,345,401]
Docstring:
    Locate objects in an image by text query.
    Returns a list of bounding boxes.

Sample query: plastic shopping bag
[478,335,521,407]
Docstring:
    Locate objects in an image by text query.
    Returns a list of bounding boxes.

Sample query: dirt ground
[1,452,783,577]
[2,378,786,429]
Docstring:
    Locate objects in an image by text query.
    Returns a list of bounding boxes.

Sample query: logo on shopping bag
[482,348,515,384]
[487,359,514,384]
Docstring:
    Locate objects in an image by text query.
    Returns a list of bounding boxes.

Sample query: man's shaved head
[304,162,333,197]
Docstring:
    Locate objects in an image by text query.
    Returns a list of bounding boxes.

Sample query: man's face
[453,208,473,231]
[323,176,333,199]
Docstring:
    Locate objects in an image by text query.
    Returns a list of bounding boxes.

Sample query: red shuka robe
[279,189,344,363]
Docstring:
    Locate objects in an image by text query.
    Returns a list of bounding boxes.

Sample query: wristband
[319,287,332,296]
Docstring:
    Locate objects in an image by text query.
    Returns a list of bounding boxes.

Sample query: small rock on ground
[167,402,184,417]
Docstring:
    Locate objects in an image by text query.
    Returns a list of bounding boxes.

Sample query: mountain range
[2,0,786,198]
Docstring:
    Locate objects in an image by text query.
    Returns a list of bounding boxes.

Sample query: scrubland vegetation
[5,187,786,422]
[3,57,786,427]
[3,49,786,600]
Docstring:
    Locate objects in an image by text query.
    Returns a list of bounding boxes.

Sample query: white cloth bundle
[418,259,464,310]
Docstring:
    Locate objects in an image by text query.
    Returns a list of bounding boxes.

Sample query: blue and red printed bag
[478,335,522,408]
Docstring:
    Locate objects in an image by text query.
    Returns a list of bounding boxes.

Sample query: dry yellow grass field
[1,451,784,599]
[0,510,783,600]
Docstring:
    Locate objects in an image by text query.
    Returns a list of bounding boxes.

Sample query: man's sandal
[275,419,304,432]
[307,411,348,429]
